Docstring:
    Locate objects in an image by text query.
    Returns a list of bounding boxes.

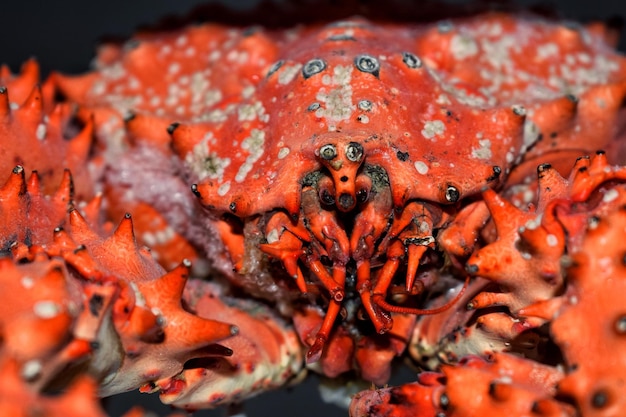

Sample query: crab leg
[305,298,342,363]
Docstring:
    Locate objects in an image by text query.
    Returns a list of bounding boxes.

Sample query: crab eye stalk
[445,185,460,202]
[319,144,337,160]
[345,142,364,162]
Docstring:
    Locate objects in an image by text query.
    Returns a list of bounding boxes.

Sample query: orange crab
[3,2,626,415]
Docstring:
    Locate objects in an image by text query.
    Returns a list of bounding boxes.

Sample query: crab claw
[306,336,327,363]
[260,235,308,294]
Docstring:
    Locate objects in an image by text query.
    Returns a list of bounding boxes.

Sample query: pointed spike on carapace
[589,150,609,172]
[157,259,192,300]
[568,156,591,185]
[53,169,75,206]
[481,187,521,233]
[68,112,94,161]
[531,94,579,134]
[19,58,40,85]
[0,63,10,79]
[568,155,590,182]
[517,297,563,320]
[196,319,239,346]
[0,85,9,117]
[0,165,27,197]
[80,192,104,225]
[13,59,41,102]
[19,84,44,119]
[51,72,100,102]
[169,122,201,159]
[46,100,67,129]
[68,207,100,241]
[40,77,56,112]
[125,112,172,148]
[536,163,568,211]
[110,212,138,249]
[26,170,42,197]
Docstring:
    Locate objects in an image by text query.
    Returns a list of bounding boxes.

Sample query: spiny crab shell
[2,2,626,416]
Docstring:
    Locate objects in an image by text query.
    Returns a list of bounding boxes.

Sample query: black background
[1,1,625,416]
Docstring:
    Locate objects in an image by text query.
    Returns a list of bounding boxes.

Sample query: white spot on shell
[603,188,619,203]
[414,161,429,175]
[33,301,62,319]
[168,62,181,75]
[546,234,558,247]
[421,120,445,139]
[21,276,34,289]
[235,129,266,182]
[314,65,355,130]
[186,135,232,182]
[471,139,492,160]
[218,181,231,196]
[450,34,479,59]
[22,360,42,381]
[278,63,302,85]
[36,123,47,140]
[277,147,290,159]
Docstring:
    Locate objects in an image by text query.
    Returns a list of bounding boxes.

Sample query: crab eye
[345,142,364,162]
[402,52,422,69]
[320,189,335,206]
[319,144,337,160]
[445,185,460,203]
[356,188,369,203]
[302,58,327,79]
[267,60,284,77]
[354,55,380,77]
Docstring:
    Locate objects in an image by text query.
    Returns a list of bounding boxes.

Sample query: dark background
[1,1,625,416]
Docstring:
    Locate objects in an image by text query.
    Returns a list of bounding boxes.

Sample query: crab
[167,12,626,365]
[3,2,626,415]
